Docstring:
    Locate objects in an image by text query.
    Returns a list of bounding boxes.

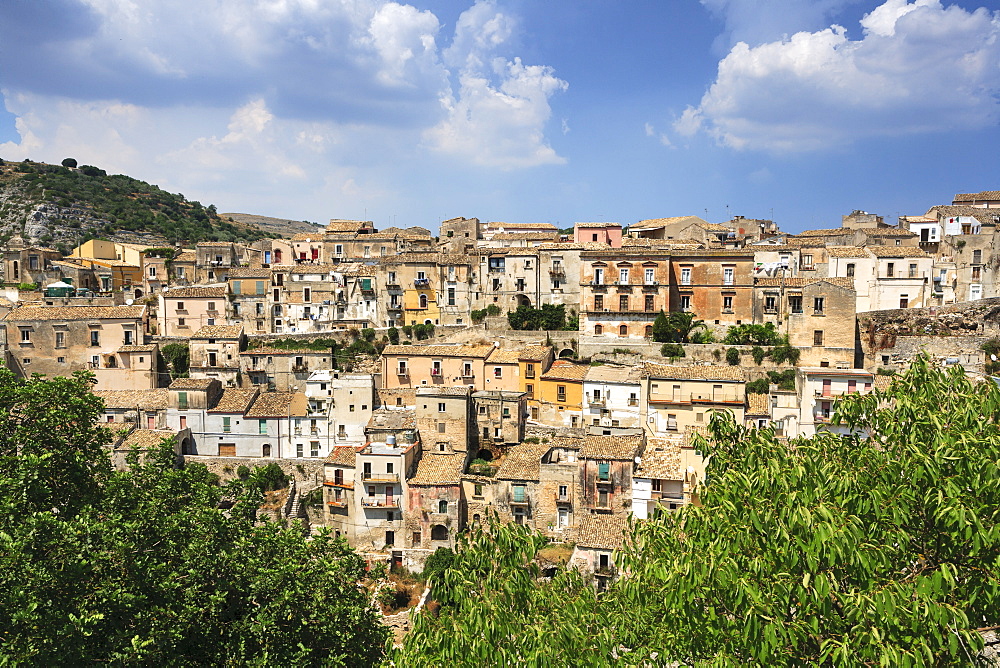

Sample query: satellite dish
[125,299,134,305]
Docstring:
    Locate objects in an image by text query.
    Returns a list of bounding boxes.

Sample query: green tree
[61,157,78,168]
[651,310,670,342]
[402,359,1000,665]
[160,342,189,379]
[0,369,389,665]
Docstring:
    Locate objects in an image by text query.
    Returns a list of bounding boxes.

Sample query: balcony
[549,266,566,276]
[362,472,400,483]
[627,398,638,406]
[554,493,572,505]
[396,368,409,377]
[430,369,443,377]
[509,496,530,507]
[362,496,400,509]
[594,565,618,578]
[323,480,353,489]
[414,278,431,288]
[326,499,348,508]
[587,396,606,407]
[292,364,309,374]
[461,371,475,379]
[488,266,505,273]
[814,413,832,423]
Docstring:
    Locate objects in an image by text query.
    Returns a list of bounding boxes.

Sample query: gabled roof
[495,443,550,481]
[326,446,358,467]
[3,305,146,321]
[409,453,466,485]
[826,246,869,259]
[794,228,849,237]
[755,277,855,290]
[859,227,915,237]
[169,378,217,390]
[208,388,259,414]
[746,393,770,417]
[367,408,416,431]
[382,344,495,358]
[635,436,684,479]
[162,286,227,298]
[245,392,303,418]
[192,324,244,339]
[575,513,628,551]
[579,434,643,461]
[118,429,175,451]
[227,267,272,278]
[866,246,930,258]
[93,389,169,410]
[641,363,746,382]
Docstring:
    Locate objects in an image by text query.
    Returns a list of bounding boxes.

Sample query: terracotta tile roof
[93,389,169,410]
[540,360,589,382]
[866,246,930,258]
[575,513,628,550]
[794,228,849,237]
[241,347,325,356]
[196,241,234,247]
[3,305,146,321]
[208,389,258,414]
[873,375,894,392]
[162,286,227,298]
[754,277,855,289]
[117,345,158,353]
[926,205,999,224]
[826,246,870,258]
[192,324,244,339]
[290,232,323,241]
[118,429,175,451]
[227,267,271,278]
[169,378,217,390]
[859,227,915,237]
[174,251,196,263]
[245,392,301,418]
[378,252,472,266]
[409,453,466,485]
[953,191,1000,202]
[575,222,621,228]
[584,365,643,384]
[746,393,771,416]
[691,221,732,232]
[633,216,707,228]
[382,344,495,358]
[491,232,559,241]
[495,443,550,481]
[325,446,357,467]
[325,220,371,232]
[642,363,746,382]
[486,348,523,364]
[579,434,644,461]
[367,408,416,431]
[670,248,756,257]
[518,345,553,361]
[635,436,684,479]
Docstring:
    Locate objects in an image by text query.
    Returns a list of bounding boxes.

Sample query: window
[619,267,629,284]
[973,266,982,281]
[723,266,734,285]
[644,295,655,312]
[385,531,395,547]
[764,295,776,312]
[594,324,603,335]
[448,288,455,306]
[176,301,185,311]
[619,324,628,336]
[474,483,483,497]
[814,330,824,346]
[512,484,527,503]
[525,363,535,379]
[722,295,733,312]
[492,366,502,379]
[258,419,267,435]
[438,500,448,513]
[594,295,604,310]
[814,297,824,314]
[846,263,855,277]
[598,461,610,481]
[179,416,187,429]
[557,385,566,402]
[899,296,909,309]
[419,294,428,309]
[789,296,802,314]
[148,266,156,278]
[973,249,983,264]
[680,267,692,285]
[525,383,534,398]
[619,295,629,311]
[296,443,304,458]
[90,330,100,346]
[57,357,65,363]
[223,417,231,433]
[909,263,917,278]
[335,244,343,255]
[644,268,655,284]
[303,288,311,303]
[463,362,473,377]
[802,254,813,269]
[680,295,691,311]
[397,360,408,375]
[438,442,447,452]
[20,329,30,343]
[438,402,446,412]
[886,262,894,277]
[437,422,446,433]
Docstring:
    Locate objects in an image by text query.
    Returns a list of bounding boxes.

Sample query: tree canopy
[399,358,1000,665]
[0,368,387,666]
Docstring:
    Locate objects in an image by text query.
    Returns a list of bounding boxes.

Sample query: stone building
[536,359,588,428]
[93,388,170,429]
[195,242,244,284]
[569,513,630,590]
[574,222,622,247]
[380,343,495,390]
[377,253,475,328]
[405,452,466,551]
[202,387,262,457]
[439,216,481,255]
[323,446,358,540]
[1,304,152,389]
[188,324,245,387]
[537,435,585,536]
[582,365,643,434]
[158,285,229,337]
[471,390,528,452]
[415,386,474,454]
[643,363,747,436]
[493,442,551,530]
[227,267,272,335]
[580,247,672,338]
[631,435,687,518]
[669,249,756,327]
[577,434,644,517]
[239,347,335,391]
[354,423,420,552]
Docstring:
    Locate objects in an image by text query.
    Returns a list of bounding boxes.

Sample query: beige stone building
[2,304,152,389]
[415,386,474,454]
[643,363,747,435]
[377,252,475,328]
[239,347,335,391]
[580,247,672,338]
[405,452,466,551]
[189,324,245,387]
[158,286,229,337]
[577,434,644,518]
[227,267,272,334]
[380,343,495,390]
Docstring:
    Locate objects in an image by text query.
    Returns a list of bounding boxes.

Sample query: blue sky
[1,0,999,233]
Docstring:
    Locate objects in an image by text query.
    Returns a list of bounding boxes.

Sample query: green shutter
[259,419,267,435]
[177,391,187,409]
[598,462,610,480]
[256,280,265,295]
[232,280,241,295]
[361,278,372,291]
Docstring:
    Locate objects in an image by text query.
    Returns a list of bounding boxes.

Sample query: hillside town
[3,193,1000,576]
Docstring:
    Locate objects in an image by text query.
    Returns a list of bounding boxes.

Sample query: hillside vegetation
[0,159,276,250]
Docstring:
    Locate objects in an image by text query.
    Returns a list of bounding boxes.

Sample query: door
[219,444,236,457]
[385,486,394,507]
[822,379,832,397]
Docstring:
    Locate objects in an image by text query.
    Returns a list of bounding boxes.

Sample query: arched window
[431,525,449,541]
[619,324,628,337]
[594,324,603,335]
[419,294,428,308]
[644,325,653,338]
[438,499,448,513]
[262,444,271,457]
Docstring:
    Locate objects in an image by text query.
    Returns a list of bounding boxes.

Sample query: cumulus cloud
[0,0,566,174]
[423,1,568,168]
[681,0,1000,152]
[700,0,862,50]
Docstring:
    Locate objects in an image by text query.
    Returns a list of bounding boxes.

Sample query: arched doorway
[134,288,143,299]
[431,525,449,541]
[558,348,575,359]
[181,438,194,455]
[517,294,531,307]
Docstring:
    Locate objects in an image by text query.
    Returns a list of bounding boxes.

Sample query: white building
[582,364,643,434]
[796,368,875,438]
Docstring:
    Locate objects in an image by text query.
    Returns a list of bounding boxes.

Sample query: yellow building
[515,346,554,420]
[536,359,587,428]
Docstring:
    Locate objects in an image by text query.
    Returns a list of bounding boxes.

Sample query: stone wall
[181,455,325,487]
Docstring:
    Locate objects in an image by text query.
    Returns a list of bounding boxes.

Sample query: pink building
[574,222,622,247]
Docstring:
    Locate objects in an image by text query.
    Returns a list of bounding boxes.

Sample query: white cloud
[700,0,860,50]
[422,1,568,168]
[682,0,1000,152]
[644,122,672,148]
